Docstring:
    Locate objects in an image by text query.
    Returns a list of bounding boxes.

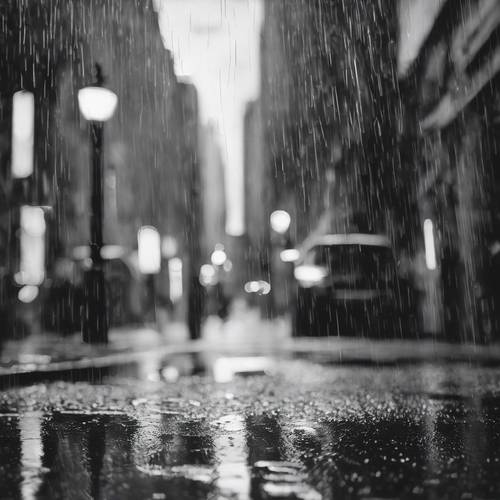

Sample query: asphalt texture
[1,355,500,499]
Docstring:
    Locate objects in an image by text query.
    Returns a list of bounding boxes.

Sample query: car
[292,233,415,338]
[41,248,145,334]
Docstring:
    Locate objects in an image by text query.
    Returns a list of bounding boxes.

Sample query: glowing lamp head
[211,248,227,266]
[78,87,118,122]
[270,210,291,234]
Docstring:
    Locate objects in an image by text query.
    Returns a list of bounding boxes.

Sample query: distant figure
[214,282,230,321]
[188,275,206,340]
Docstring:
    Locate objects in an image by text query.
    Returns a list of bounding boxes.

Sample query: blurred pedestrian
[214,282,230,321]
[188,274,206,340]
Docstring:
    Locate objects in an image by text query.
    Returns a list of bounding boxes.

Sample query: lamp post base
[82,266,108,344]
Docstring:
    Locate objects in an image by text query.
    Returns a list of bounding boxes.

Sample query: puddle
[2,368,500,498]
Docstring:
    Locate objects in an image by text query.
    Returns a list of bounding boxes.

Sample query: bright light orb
[294,265,327,286]
[11,90,34,178]
[280,248,300,263]
[168,257,183,303]
[199,264,217,287]
[270,210,291,234]
[211,249,227,266]
[18,285,39,303]
[100,245,126,260]
[423,218,437,270]
[138,226,161,274]
[19,206,45,286]
[244,281,260,293]
[161,235,178,258]
[78,87,118,122]
[258,280,271,295]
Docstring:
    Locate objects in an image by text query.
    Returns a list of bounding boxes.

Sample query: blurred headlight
[18,285,39,303]
[294,265,328,286]
[280,248,300,262]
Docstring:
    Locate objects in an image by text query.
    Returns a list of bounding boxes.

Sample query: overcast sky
[155,0,263,236]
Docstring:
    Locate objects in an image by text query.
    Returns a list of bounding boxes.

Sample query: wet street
[2,356,500,499]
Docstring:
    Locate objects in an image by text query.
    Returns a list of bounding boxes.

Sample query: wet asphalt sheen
[1,358,500,499]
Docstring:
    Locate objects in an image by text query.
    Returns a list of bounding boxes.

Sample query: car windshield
[311,244,396,287]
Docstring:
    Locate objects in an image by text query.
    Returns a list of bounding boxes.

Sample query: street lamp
[270,210,291,235]
[78,64,117,343]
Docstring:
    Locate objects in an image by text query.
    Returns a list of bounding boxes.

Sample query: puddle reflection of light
[20,412,43,500]
[213,414,250,498]
[213,357,273,383]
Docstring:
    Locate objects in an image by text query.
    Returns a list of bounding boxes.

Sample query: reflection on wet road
[1,361,500,499]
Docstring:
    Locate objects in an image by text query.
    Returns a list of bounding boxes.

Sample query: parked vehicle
[292,233,416,338]
[42,247,144,334]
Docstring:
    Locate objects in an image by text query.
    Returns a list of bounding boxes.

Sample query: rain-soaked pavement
[2,354,500,500]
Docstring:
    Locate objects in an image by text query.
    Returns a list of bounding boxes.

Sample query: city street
[2,350,500,499]
[3,0,500,498]
[3,303,500,387]
[2,304,500,499]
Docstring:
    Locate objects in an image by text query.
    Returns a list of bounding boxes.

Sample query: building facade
[0,0,202,333]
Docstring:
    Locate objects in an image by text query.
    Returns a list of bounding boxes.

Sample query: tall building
[243,99,269,282]
[259,0,500,340]
[395,0,500,340]
[0,0,203,331]
[260,1,399,243]
[259,0,400,314]
[199,121,226,257]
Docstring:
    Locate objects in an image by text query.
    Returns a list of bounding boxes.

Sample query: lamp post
[78,65,118,343]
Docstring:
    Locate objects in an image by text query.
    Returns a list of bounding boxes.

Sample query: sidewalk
[3,306,500,387]
[0,306,290,383]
